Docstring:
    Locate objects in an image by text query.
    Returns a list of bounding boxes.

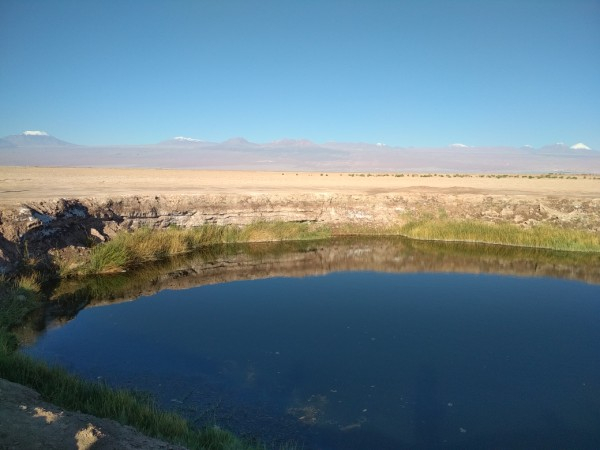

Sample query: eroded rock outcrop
[1,193,599,273]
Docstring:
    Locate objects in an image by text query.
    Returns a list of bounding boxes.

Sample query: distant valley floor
[1,166,599,208]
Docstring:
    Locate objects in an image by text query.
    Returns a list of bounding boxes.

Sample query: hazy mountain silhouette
[220,137,258,148]
[0,138,15,148]
[157,137,215,147]
[4,131,76,147]
[1,132,598,173]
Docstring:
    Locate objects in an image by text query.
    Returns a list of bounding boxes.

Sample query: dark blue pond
[24,271,600,449]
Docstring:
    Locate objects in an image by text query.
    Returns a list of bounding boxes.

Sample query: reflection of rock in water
[25,236,600,347]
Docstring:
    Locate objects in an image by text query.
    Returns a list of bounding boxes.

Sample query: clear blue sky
[1,0,599,148]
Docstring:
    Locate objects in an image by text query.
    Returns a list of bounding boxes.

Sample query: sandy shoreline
[1,166,599,208]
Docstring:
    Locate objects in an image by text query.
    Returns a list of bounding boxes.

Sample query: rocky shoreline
[1,190,599,274]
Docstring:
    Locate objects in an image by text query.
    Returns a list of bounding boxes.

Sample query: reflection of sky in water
[25,272,600,449]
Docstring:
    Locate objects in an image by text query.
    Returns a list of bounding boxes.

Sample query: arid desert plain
[1,166,599,208]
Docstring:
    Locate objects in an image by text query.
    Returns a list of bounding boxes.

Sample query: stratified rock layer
[1,192,599,273]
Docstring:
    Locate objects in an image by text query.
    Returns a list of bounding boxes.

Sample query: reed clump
[77,222,330,276]
[0,275,42,329]
[78,219,600,277]
[399,219,600,252]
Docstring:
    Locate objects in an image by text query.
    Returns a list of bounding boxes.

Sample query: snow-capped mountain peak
[570,143,591,150]
[450,143,469,148]
[173,136,201,142]
[3,131,75,147]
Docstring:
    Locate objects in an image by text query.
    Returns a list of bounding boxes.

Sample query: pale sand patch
[75,423,104,450]
[0,166,598,208]
[33,406,62,424]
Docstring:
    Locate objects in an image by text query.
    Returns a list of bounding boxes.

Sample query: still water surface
[24,242,600,449]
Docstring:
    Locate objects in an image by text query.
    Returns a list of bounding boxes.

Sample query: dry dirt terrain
[1,166,599,207]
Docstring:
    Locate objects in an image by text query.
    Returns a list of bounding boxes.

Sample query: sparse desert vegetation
[343,172,600,180]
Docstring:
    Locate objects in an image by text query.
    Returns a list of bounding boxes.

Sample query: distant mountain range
[1,131,598,173]
[2,131,596,152]
[1,131,78,147]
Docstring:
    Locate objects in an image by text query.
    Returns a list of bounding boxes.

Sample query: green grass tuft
[63,222,331,276]
[89,241,131,273]
[399,219,600,252]
[0,276,42,331]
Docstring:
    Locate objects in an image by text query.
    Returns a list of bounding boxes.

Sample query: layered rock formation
[1,192,599,274]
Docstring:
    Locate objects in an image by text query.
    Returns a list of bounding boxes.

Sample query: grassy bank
[0,354,244,449]
[328,218,600,253]
[60,222,331,276]
[398,219,600,253]
[59,219,600,277]
[0,277,287,450]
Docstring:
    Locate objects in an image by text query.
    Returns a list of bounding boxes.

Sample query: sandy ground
[1,166,599,208]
